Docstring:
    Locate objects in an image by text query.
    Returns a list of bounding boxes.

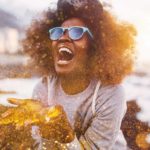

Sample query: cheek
[51,41,57,56]
[81,45,88,49]
[51,41,57,50]
[75,39,90,57]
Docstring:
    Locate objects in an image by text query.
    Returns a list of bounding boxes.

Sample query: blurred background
[0,0,150,124]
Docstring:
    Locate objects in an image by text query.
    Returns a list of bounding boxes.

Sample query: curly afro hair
[23,0,136,85]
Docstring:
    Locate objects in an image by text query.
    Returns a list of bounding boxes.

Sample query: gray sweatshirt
[32,76,128,150]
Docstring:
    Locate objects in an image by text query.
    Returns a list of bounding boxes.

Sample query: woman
[22,0,136,149]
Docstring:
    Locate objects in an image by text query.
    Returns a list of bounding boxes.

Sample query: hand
[38,105,75,143]
[0,98,46,127]
[0,104,8,114]
[0,98,75,144]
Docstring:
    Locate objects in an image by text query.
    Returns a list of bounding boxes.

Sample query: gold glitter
[0,98,75,149]
[136,132,150,149]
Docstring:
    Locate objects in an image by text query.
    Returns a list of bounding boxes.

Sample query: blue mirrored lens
[50,28,63,40]
[69,27,83,40]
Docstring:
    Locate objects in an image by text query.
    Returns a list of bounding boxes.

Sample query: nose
[59,30,71,41]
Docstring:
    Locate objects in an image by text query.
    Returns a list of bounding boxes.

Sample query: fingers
[7,98,40,106]
[7,98,27,105]
[1,109,12,118]
[0,105,8,114]
[0,108,13,126]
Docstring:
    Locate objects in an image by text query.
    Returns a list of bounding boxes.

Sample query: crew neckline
[58,78,97,99]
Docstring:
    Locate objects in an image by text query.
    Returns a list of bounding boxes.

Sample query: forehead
[61,17,86,27]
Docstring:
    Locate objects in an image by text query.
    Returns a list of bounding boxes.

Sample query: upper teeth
[59,48,72,54]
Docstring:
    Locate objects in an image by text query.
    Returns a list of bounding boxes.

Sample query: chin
[55,69,72,77]
[55,68,80,79]
[54,62,86,78]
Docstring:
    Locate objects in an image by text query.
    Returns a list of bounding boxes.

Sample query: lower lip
[57,60,73,65]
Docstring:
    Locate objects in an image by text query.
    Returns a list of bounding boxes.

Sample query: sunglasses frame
[49,26,93,40]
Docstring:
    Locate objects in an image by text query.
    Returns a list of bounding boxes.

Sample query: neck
[60,74,91,95]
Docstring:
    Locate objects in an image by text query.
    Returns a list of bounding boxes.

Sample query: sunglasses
[49,26,93,40]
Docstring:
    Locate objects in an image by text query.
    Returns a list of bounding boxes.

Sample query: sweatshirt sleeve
[78,85,126,150]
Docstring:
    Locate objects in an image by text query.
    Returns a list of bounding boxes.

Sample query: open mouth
[57,47,74,65]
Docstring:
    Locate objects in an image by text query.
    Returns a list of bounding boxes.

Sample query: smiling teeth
[58,48,72,54]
